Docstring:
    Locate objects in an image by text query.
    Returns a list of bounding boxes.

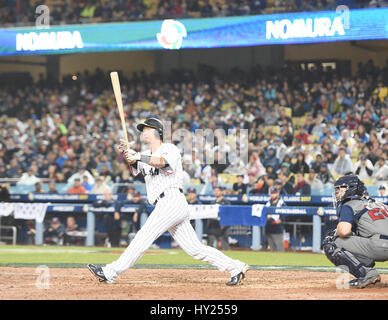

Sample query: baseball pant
[335,234,388,263]
[102,188,245,281]
[267,233,284,252]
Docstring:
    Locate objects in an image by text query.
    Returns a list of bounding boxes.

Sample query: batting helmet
[333,174,367,208]
[136,117,164,140]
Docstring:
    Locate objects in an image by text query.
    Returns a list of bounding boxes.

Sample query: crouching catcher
[323,174,388,288]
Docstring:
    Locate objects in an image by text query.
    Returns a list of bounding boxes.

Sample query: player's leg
[101,189,188,281]
[169,219,247,278]
[323,235,380,288]
[273,233,285,252]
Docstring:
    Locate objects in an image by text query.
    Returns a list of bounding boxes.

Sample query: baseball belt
[153,188,184,206]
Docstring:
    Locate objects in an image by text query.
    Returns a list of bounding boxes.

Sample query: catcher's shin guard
[323,241,368,278]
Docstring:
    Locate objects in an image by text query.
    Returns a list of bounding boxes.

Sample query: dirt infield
[0,267,388,300]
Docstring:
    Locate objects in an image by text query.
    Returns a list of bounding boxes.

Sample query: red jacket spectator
[294,127,311,144]
[344,112,361,130]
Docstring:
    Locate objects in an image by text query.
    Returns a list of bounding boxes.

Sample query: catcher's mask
[333,174,366,209]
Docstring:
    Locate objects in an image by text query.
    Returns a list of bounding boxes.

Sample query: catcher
[323,174,388,288]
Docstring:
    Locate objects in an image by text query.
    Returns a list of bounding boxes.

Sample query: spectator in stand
[373,80,388,103]
[34,182,44,193]
[90,176,110,194]
[247,173,257,192]
[249,175,267,194]
[279,124,294,147]
[0,164,6,178]
[232,174,248,195]
[344,110,361,130]
[67,166,95,187]
[0,183,10,201]
[274,137,288,163]
[263,146,280,172]
[82,175,93,193]
[290,152,310,174]
[294,127,311,145]
[362,144,379,165]
[311,154,324,173]
[286,138,305,159]
[294,172,311,195]
[67,177,87,194]
[378,185,387,197]
[332,147,354,175]
[247,151,266,178]
[307,170,324,191]
[187,188,202,204]
[17,167,40,186]
[277,171,294,195]
[373,157,388,181]
[357,124,370,144]
[317,163,335,186]
[47,181,59,194]
[325,92,342,115]
[354,153,375,180]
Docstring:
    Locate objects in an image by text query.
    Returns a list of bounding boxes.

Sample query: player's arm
[337,221,352,238]
[124,145,177,170]
[336,205,354,238]
[141,155,168,168]
[124,151,170,169]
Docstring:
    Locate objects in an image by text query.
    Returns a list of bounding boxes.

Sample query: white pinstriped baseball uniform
[102,142,246,282]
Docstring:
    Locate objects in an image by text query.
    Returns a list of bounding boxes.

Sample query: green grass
[1,245,387,270]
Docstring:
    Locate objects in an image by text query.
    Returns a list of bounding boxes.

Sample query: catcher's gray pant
[102,188,246,282]
[334,234,388,265]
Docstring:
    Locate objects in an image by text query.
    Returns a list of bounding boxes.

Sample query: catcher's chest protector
[347,199,388,237]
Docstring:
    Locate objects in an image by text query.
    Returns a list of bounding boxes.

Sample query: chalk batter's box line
[1,263,388,274]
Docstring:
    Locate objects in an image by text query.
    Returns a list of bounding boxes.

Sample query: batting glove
[117,139,127,154]
[123,149,141,164]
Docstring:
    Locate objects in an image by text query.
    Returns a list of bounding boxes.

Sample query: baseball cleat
[349,270,381,289]
[87,264,113,284]
[226,264,249,286]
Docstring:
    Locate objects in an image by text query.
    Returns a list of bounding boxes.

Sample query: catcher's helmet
[333,174,367,208]
[137,117,164,140]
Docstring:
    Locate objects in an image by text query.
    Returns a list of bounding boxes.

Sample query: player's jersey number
[368,207,388,221]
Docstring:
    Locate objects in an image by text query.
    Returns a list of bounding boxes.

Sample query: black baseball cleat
[349,270,381,289]
[226,264,249,286]
[87,264,112,283]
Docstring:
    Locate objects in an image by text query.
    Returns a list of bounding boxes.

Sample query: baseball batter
[323,174,388,288]
[88,117,248,285]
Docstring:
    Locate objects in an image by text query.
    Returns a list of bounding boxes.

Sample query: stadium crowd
[1,0,387,27]
[0,58,388,198]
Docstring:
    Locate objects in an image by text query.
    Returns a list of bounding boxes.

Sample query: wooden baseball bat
[110,71,131,150]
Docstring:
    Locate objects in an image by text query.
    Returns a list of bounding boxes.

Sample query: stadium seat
[190,178,201,185]
[283,107,292,118]
[219,174,238,185]
[265,125,280,135]
[292,115,308,129]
